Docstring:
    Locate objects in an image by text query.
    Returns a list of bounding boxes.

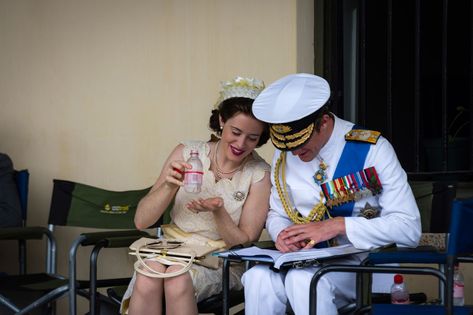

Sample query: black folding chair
[0,179,153,315]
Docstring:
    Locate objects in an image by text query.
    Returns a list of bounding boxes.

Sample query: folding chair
[0,169,57,315]
[217,181,447,315]
[309,197,473,315]
[338,180,458,313]
[0,179,153,315]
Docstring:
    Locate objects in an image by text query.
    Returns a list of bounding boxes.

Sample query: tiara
[214,76,265,108]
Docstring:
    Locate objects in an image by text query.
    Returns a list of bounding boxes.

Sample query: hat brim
[269,111,317,151]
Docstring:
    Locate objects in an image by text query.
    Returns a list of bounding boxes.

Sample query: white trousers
[242,255,392,315]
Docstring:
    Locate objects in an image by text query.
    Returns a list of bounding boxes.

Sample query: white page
[215,244,367,269]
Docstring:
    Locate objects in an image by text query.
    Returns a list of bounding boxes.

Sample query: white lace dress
[121,140,270,313]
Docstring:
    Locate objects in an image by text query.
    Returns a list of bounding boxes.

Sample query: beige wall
[6,0,470,312]
[0,0,314,312]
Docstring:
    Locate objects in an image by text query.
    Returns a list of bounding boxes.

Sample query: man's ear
[320,114,330,128]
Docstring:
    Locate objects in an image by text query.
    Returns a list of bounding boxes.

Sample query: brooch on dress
[233,191,246,201]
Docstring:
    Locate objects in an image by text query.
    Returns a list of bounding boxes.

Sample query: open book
[214,243,367,269]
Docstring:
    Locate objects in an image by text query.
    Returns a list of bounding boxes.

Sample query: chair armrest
[102,234,151,248]
[78,230,150,246]
[0,226,52,241]
[458,255,473,263]
[366,246,445,264]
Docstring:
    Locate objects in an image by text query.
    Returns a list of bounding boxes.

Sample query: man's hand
[281,217,346,249]
[275,229,306,253]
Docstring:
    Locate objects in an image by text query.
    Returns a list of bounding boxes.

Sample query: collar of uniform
[318,115,352,158]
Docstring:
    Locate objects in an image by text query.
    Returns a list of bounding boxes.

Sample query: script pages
[215,243,367,269]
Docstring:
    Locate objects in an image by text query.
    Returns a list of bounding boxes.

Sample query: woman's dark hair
[209,97,270,147]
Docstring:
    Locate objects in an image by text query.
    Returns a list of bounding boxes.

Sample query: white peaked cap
[252,73,331,123]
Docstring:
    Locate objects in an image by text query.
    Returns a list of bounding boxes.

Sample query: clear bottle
[184,150,203,193]
[453,263,465,306]
[391,274,410,304]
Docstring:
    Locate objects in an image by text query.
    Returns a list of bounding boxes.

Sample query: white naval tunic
[242,115,421,315]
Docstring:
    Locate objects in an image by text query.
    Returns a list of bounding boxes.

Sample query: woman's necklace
[213,141,244,180]
[274,151,330,224]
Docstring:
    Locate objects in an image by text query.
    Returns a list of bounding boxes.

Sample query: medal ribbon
[323,126,371,217]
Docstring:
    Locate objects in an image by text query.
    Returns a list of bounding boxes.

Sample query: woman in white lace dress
[122,77,271,315]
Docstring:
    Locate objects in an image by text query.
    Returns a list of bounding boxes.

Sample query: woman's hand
[165,161,189,188]
[186,197,224,213]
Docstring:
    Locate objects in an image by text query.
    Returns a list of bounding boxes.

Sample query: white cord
[134,242,195,278]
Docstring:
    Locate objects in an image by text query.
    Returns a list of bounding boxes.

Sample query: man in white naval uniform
[242,73,421,315]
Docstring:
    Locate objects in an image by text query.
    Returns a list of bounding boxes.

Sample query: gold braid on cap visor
[274,151,330,224]
[270,123,315,150]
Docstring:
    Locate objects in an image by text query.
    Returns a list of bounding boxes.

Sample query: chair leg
[222,259,231,315]
[439,263,445,304]
[0,293,21,313]
[90,242,107,315]
[19,240,26,274]
[16,286,68,315]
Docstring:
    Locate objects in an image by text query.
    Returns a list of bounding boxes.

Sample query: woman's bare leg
[164,265,198,315]
[128,261,165,315]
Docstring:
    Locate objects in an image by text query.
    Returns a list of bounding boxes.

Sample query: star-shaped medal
[358,202,379,219]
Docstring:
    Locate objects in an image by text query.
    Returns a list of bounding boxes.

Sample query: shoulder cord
[274,152,330,224]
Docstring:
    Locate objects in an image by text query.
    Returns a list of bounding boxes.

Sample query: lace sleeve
[245,151,271,184]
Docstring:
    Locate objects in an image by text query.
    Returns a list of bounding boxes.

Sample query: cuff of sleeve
[345,216,372,249]
[267,220,291,242]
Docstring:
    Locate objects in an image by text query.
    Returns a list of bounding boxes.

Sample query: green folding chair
[0,178,155,315]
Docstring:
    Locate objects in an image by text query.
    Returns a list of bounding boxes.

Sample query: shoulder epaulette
[345,129,381,144]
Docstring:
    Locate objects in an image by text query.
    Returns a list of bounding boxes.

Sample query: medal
[313,156,328,185]
[358,202,379,219]
[321,166,383,207]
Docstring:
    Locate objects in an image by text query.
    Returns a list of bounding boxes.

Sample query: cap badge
[271,124,292,134]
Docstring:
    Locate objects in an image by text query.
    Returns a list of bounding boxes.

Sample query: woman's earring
[220,125,223,130]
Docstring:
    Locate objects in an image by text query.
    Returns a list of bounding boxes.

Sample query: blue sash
[330,128,371,217]
[315,127,371,248]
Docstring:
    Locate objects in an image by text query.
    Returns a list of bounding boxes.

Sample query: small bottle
[391,274,410,304]
[184,150,203,193]
[453,263,465,306]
